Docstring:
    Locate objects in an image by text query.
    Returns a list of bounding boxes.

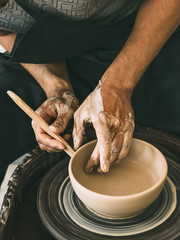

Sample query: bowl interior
[70,139,167,197]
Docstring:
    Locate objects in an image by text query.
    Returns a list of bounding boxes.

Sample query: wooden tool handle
[7,91,75,157]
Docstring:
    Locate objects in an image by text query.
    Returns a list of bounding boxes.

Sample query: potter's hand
[32,91,79,152]
[74,0,180,174]
[73,80,134,173]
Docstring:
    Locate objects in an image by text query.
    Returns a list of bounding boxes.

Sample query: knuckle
[104,140,111,146]
[112,147,119,154]
[114,119,120,129]
[91,159,99,166]
[98,111,108,124]
[31,120,35,128]
[31,120,39,129]
[55,118,64,127]
[73,110,79,120]
[35,108,41,114]
[39,144,46,151]
[115,157,122,164]
[35,134,41,142]
[122,141,128,149]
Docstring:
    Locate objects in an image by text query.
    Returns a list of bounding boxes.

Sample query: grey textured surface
[0,0,142,32]
[0,0,35,32]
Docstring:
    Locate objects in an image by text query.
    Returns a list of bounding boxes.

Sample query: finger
[96,123,122,173]
[32,121,65,151]
[39,143,63,153]
[115,125,134,163]
[93,117,119,172]
[35,107,55,125]
[109,117,121,141]
[85,143,100,173]
[73,111,86,150]
[50,109,74,134]
[110,129,124,164]
[38,133,66,151]
[99,138,111,173]
[94,113,111,173]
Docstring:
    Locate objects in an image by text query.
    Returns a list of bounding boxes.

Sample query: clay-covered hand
[73,81,134,173]
[32,91,79,152]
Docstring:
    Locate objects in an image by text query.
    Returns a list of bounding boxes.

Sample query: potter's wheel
[37,155,180,240]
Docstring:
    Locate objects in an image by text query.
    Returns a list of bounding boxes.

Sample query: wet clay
[74,160,158,196]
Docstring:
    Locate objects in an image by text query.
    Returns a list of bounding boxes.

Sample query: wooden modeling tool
[7,90,75,157]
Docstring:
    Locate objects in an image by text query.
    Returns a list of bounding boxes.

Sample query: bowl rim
[68,138,168,199]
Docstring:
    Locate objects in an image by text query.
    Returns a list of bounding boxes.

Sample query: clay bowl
[68,138,168,218]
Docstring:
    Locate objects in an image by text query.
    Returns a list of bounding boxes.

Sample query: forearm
[102,0,180,93]
[0,31,73,98]
[21,61,74,98]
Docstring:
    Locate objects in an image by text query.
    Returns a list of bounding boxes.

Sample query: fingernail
[85,167,93,174]
[103,161,110,172]
[49,125,59,133]
[97,167,103,173]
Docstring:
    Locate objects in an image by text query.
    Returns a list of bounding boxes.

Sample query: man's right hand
[20,61,77,152]
[32,91,79,152]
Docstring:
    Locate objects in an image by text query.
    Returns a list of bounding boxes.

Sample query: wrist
[22,62,74,98]
[101,65,137,97]
[42,61,74,98]
[44,80,74,98]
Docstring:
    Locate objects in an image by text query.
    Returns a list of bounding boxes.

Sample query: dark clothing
[0,1,180,183]
[0,62,46,182]
[67,27,180,137]
[0,12,137,63]
[0,4,138,182]
[1,26,180,183]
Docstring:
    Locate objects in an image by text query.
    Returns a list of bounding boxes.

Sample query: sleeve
[0,0,35,33]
